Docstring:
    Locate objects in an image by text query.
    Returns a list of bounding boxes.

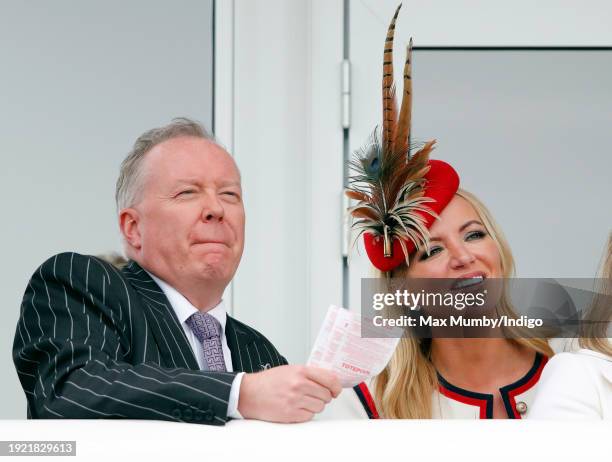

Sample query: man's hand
[237,365,342,423]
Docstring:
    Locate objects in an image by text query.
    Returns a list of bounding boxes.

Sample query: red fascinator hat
[346,4,459,273]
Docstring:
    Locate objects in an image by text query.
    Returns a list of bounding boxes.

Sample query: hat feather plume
[346,3,437,264]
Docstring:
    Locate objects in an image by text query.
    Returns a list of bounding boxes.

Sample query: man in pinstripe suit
[13,118,341,425]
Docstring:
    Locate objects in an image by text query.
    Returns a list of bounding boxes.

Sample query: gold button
[516,401,528,414]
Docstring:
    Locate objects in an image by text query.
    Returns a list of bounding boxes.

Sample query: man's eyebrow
[219,180,241,188]
[428,220,484,243]
[171,179,241,188]
[173,178,201,186]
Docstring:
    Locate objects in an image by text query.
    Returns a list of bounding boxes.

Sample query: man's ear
[119,208,142,250]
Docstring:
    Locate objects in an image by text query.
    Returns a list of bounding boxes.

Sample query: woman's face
[405,195,503,281]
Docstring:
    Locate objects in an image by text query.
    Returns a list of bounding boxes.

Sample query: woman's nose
[449,244,475,269]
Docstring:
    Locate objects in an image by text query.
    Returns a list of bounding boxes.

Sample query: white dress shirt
[147,272,244,419]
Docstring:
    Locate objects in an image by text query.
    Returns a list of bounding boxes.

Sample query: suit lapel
[225,315,259,373]
[122,261,199,370]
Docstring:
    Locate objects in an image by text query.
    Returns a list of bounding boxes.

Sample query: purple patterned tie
[185,312,227,372]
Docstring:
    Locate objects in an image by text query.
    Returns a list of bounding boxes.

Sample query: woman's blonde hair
[579,233,612,356]
[371,189,553,418]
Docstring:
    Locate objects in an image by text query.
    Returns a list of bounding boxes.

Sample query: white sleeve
[529,353,601,419]
[227,372,245,419]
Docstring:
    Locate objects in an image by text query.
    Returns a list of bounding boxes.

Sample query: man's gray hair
[115,117,215,211]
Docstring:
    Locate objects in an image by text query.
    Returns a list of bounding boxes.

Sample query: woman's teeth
[452,275,484,290]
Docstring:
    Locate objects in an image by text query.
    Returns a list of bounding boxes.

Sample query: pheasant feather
[346,3,437,266]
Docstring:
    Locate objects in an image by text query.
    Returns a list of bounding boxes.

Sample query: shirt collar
[146,271,227,331]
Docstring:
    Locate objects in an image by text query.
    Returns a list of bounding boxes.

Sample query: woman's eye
[465,230,486,241]
[419,246,442,261]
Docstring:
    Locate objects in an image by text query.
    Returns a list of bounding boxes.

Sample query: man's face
[129,136,245,292]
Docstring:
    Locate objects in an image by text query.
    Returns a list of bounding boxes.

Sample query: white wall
[229,0,345,363]
[231,0,312,364]
[356,0,612,46]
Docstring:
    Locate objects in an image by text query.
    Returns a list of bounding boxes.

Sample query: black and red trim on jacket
[437,374,493,418]
[499,352,548,418]
[353,382,380,419]
[353,352,548,419]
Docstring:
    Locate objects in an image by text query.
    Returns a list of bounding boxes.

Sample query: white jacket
[529,349,612,419]
[320,353,548,420]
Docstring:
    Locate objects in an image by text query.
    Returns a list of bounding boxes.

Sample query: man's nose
[449,244,475,269]
[201,192,225,222]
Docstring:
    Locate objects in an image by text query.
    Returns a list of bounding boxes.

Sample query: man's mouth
[193,241,229,248]
[451,273,486,290]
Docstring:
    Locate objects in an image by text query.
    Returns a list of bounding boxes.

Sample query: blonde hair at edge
[579,233,612,356]
[371,189,553,419]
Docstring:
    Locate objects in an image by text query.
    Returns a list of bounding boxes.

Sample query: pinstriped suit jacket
[13,252,287,425]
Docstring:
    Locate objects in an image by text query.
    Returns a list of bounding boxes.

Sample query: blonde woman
[321,4,553,419]
[322,190,553,419]
[530,235,612,419]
